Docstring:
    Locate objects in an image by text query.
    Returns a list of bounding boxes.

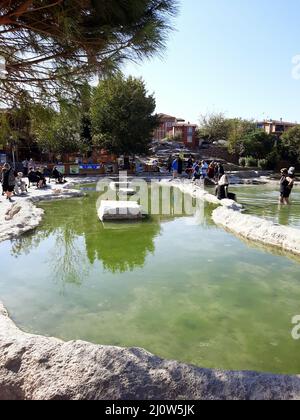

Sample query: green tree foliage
[0,96,33,150]
[281,126,300,164]
[198,112,231,143]
[241,130,277,159]
[31,82,94,154]
[0,0,178,105]
[90,74,158,155]
[31,103,84,154]
[0,112,11,145]
[227,118,257,155]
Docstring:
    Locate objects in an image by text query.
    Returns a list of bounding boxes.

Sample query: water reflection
[10,192,214,283]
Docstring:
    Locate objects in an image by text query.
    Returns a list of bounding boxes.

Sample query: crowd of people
[0,160,66,203]
[167,154,297,204]
[168,155,232,199]
[0,156,297,205]
[168,155,225,181]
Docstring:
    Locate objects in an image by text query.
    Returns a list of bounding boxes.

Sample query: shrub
[239,157,246,167]
[258,159,268,170]
[245,156,258,167]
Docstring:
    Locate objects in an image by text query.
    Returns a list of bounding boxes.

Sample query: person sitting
[28,167,46,189]
[27,168,40,188]
[14,172,27,195]
[43,166,52,182]
[52,167,65,184]
[216,174,230,200]
[35,168,47,188]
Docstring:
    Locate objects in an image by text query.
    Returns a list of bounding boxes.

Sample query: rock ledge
[1,303,300,400]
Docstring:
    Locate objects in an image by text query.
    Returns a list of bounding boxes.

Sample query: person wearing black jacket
[178,156,183,175]
[1,163,15,202]
[52,167,64,183]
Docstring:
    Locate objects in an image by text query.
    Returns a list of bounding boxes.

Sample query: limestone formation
[164,180,243,210]
[0,201,44,242]
[98,200,144,221]
[212,206,300,256]
[0,189,84,243]
[5,204,21,221]
[1,302,300,400]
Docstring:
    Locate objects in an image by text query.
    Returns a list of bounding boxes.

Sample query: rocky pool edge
[1,302,300,400]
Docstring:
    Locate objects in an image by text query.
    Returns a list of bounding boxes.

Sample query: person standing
[217,163,225,179]
[172,157,179,179]
[29,158,35,171]
[192,161,201,183]
[279,168,293,205]
[167,155,173,173]
[207,162,215,179]
[22,159,29,176]
[178,156,183,176]
[201,161,208,179]
[186,155,194,179]
[1,163,15,202]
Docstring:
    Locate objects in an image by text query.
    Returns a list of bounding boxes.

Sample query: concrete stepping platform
[98,200,143,221]
[109,181,132,190]
[118,188,136,196]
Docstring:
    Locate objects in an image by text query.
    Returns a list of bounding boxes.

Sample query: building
[171,122,198,148]
[153,113,199,148]
[153,114,184,141]
[257,119,298,136]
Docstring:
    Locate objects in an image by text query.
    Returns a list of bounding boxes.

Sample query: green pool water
[1,187,300,374]
[232,184,300,228]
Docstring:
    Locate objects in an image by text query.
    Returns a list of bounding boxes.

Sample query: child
[14,172,27,195]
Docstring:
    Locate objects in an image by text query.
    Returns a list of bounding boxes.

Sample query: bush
[245,156,258,167]
[258,159,268,170]
[239,157,246,167]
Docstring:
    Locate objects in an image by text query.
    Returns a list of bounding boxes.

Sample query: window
[275,125,284,132]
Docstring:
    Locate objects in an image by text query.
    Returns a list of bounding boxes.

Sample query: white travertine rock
[98,200,143,221]
[0,201,44,242]
[220,199,243,211]
[162,179,243,209]
[118,188,136,196]
[0,188,84,243]
[109,181,132,191]
[212,206,300,256]
[1,301,300,400]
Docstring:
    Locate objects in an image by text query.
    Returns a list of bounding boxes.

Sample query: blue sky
[124,0,300,124]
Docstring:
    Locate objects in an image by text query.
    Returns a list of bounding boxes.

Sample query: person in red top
[207,162,215,179]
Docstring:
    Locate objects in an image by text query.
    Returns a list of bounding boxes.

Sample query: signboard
[70,165,80,175]
[56,165,65,174]
[79,164,101,171]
